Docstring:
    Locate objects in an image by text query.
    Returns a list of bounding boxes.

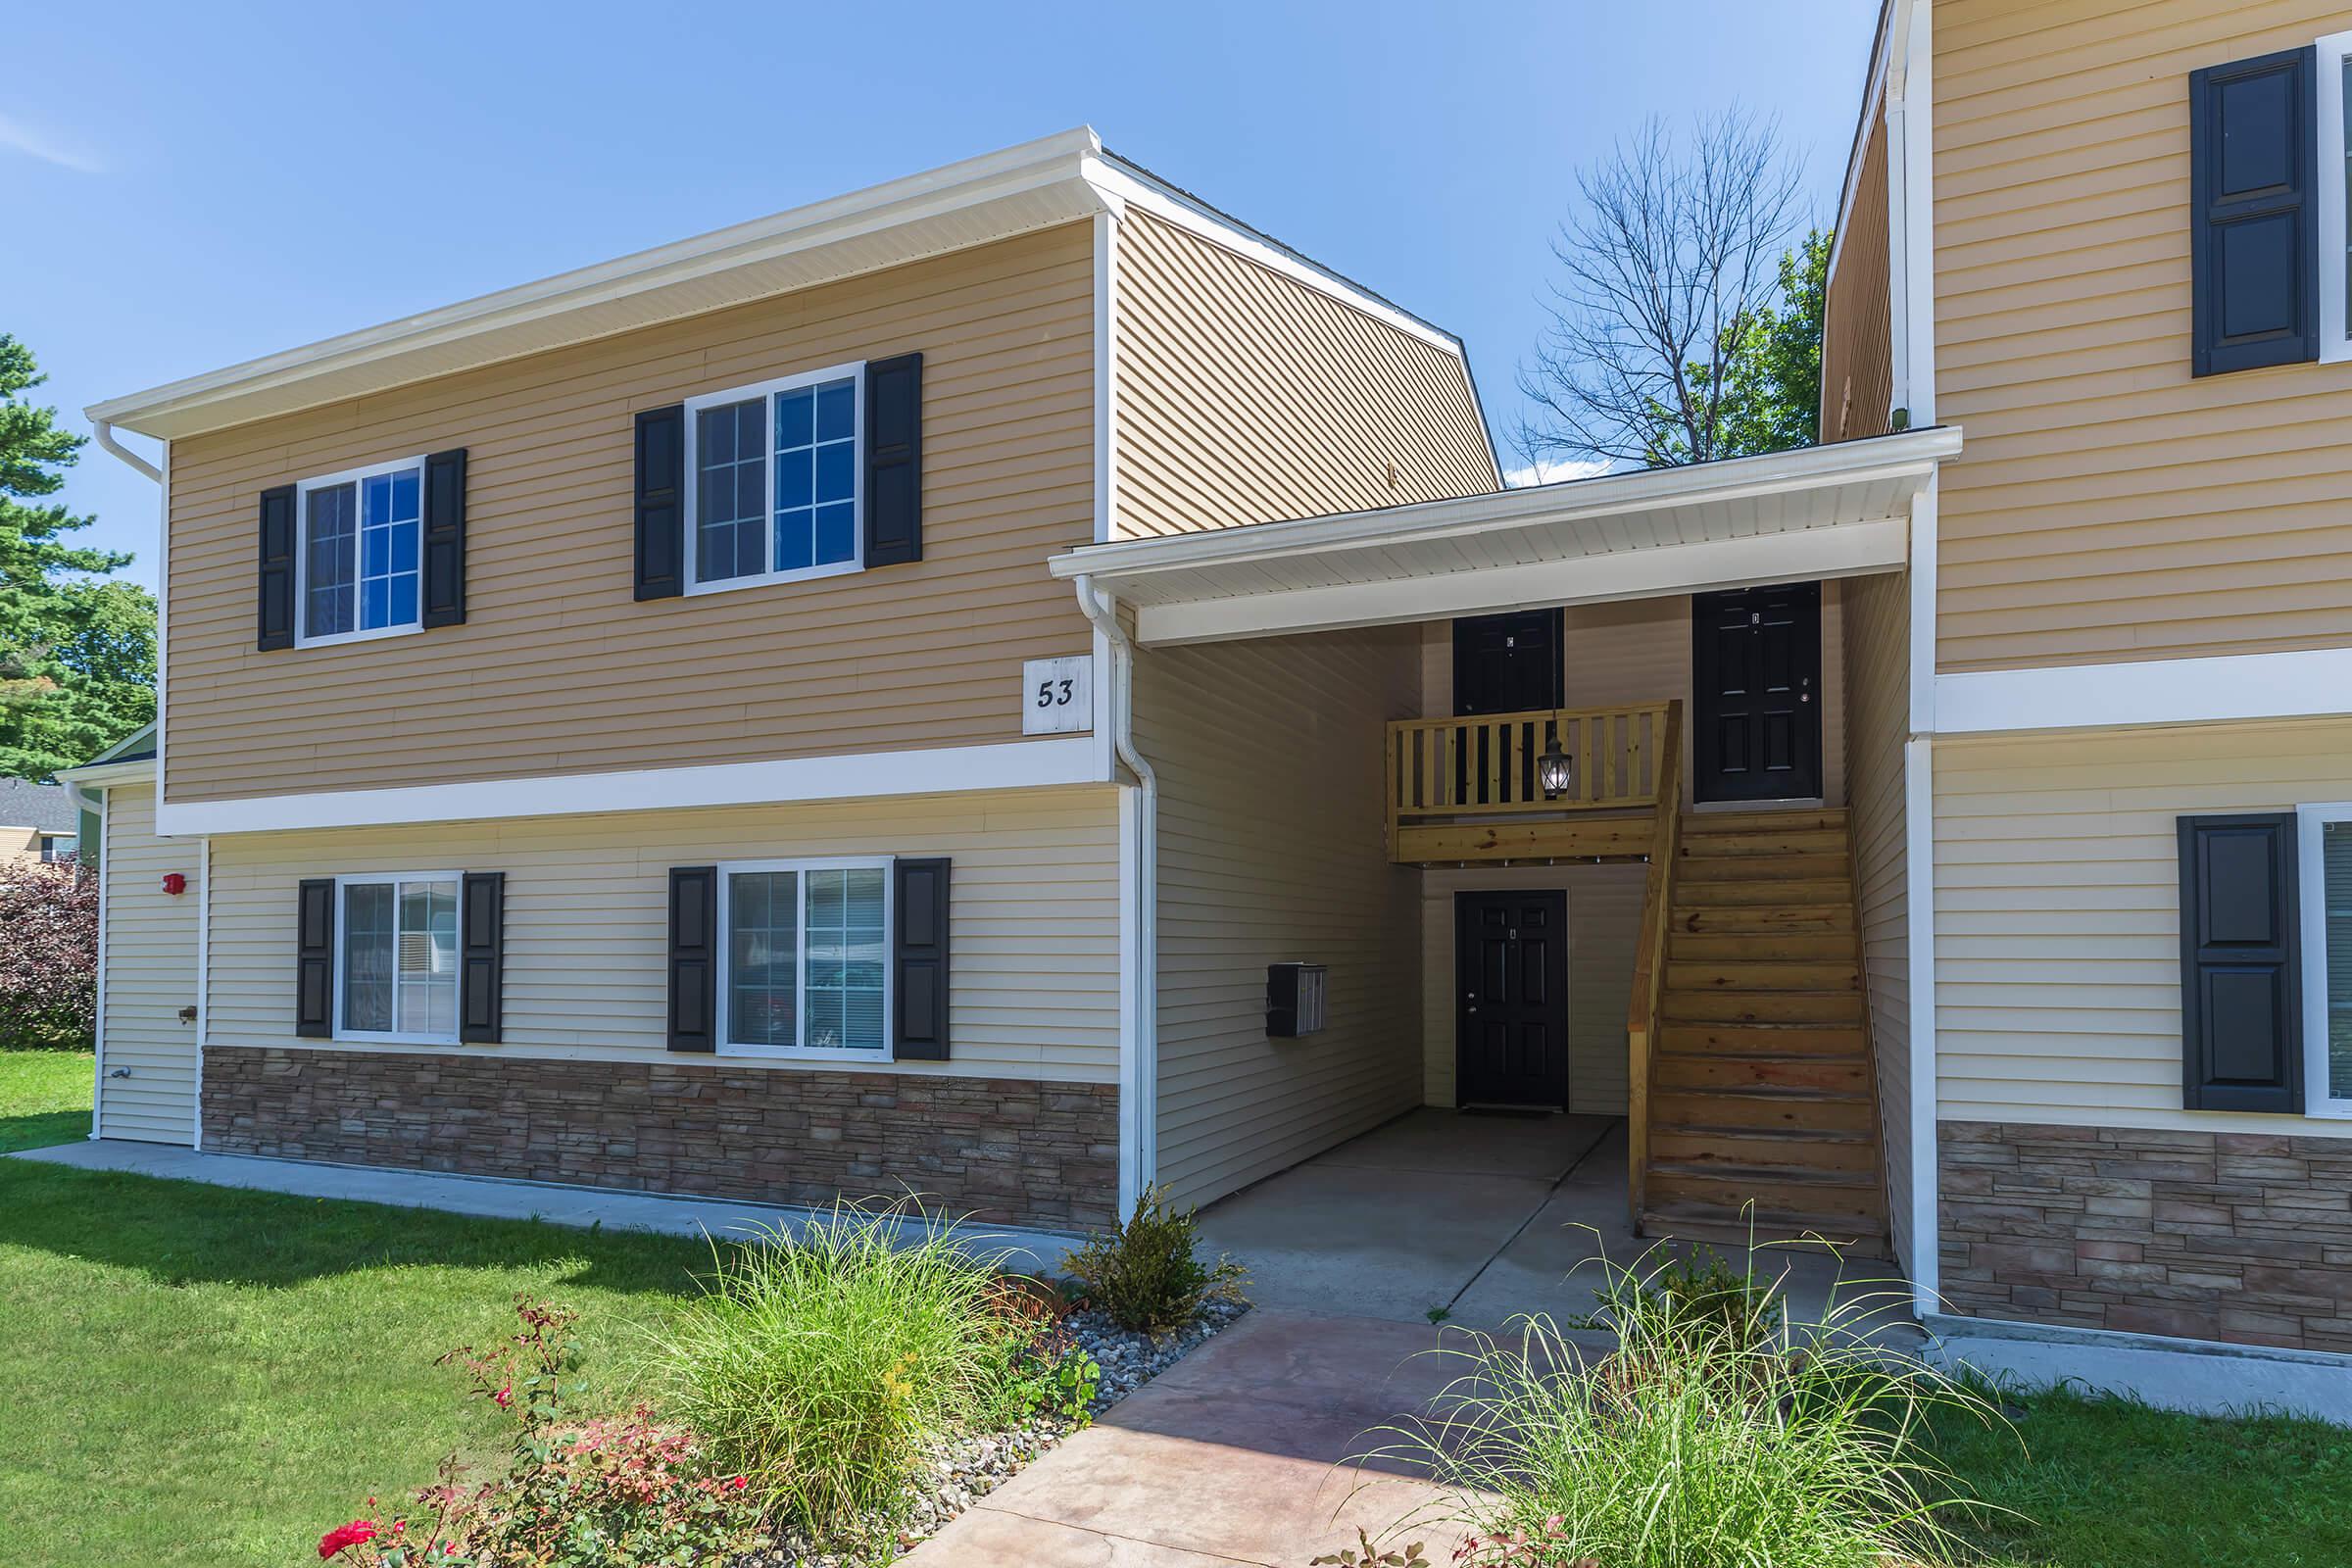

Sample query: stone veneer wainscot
[202,1046,1120,1231]
[1940,1120,2352,1354]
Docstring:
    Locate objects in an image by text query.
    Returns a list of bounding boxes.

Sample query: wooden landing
[1392,811,1657,865]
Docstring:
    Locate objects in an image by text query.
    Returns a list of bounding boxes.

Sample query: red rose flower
[318,1519,379,1559]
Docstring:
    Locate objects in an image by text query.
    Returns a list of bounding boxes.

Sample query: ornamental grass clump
[1370,1243,2005,1568]
[647,1199,1058,1542]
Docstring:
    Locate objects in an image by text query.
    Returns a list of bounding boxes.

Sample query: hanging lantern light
[1537,736,1573,798]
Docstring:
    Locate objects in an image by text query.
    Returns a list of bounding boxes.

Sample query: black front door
[1454,891,1570,1108]
[1453,609,1563,716]
[1691,581,1822,804]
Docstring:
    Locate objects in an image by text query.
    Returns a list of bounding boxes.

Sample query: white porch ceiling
[1054,426,1960,645]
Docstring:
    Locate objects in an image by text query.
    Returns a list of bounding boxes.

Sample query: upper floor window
[2320,31,2352,363]
[683,364,864,595]
[297,457,426,646]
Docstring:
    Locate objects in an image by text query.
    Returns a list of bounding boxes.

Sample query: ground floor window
[338,873,461,1044]
[719,858,891,1056]
[2300,806,2352,1114]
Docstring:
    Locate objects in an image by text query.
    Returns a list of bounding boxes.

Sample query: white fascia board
[55,759,159,790]
[1134,518,1909,646]
[90,128,1112,439]
[1083,157,1468,357]
[154,737,1106,837]
[1936,646,2352,735]
[1051,426,1959,586]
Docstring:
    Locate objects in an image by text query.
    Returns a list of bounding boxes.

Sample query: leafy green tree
[0,334,156,782]
[1700,227,1830,461]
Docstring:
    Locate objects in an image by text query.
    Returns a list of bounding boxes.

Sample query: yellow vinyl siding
[1840,568,1912,1262]
[1138,626,1425,1207]
[1934,716,2352,1137]
[203,788,1121,1083]
[1935,0,2352,670]
[1112,209,1495,538]
[164,224,1098,803]
[1420,862,1643,1114]
[96,784,202,1144]
[1824,106,1895,444]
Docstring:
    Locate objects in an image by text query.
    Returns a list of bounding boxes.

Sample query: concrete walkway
[904,1307,1468,1567]
[9,1138,1081,1275]
[1196,1108,1888,1331]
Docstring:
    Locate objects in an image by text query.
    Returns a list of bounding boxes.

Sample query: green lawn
[0,1039,2345,1566]
[1932,1388,2352,1567]
[0,1050,94,1153]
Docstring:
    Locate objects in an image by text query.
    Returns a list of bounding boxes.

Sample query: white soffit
[1053,426,1959,645]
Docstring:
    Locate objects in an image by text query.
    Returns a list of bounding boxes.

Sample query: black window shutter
[2190,47,2319,376]
[258,484,298,651]
[2179,812,2302,1111]
[865,354,923,567]
[460,871,504,1044]
[296,878,335,1037]
[634,405,686,600]
[421,447,468,628]
[894,857,951,1060]
[668,865,717,1052]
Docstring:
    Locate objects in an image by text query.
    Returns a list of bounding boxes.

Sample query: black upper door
[1453,610,1563,716]
[1691,581,1823,804]
[1454,890,1570,1108]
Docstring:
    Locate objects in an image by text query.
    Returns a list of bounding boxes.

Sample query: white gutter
[1073,572,1157,1213]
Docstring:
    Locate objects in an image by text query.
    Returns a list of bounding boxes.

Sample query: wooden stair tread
[1640,1202,1889,1254]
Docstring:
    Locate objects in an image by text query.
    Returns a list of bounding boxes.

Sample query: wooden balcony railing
[1387,701,1675,829]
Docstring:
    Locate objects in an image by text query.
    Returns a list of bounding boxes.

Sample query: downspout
[91,419,163,484]
[1072,572,1157,1213]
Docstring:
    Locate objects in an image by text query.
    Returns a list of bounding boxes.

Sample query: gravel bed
[737,1297,1250,1566]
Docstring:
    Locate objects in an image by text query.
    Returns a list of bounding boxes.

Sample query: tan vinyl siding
[1935,0,2352,670]
[1112,209,1495,538]
[1824,105,1895,444]
[1934,716,2352,1137]
[96,784,201,1144]
[164,224,1098,802]
[1138,626,1425,1207]
[1420,862,1643,1114]
[1840,567,1912,1264]
[1418,593,1850,808]
[204,788,1120,1082]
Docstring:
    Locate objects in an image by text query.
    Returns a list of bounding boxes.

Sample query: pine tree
[0,334,156,781]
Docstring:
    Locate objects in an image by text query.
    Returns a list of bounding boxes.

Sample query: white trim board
[1936,647,2352,735]
[1128,519,1909,647]
[154,736,1105,837]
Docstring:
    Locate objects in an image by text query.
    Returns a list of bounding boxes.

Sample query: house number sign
[1021,655,1095,735]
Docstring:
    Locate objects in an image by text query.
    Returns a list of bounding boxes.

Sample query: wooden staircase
[1637,807,1889,1256]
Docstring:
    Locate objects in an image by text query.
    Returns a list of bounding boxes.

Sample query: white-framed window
[36,834,74,863]
[2299,804,2352,1116]
[716,857,893,1058]
[333,871,462,1046]
[296,456,428,647]
[2317,30,2352,363]
[683,363,864,595]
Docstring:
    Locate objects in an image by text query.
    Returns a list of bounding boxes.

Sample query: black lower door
[1691,581,1823,804]
[1454,891,1570,1108]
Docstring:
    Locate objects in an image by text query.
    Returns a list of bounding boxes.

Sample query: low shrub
[1369,1249,2003,1568]
[646,1200,1068,1543]
[1062,1186,1248,1334]
[1579,1241,1786,1352]
[319,1297,764,1568]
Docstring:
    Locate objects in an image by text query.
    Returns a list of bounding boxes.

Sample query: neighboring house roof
[0,777,78,833]
[86,127,1477,444]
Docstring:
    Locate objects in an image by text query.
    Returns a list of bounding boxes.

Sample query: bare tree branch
[1515,108,1804,470]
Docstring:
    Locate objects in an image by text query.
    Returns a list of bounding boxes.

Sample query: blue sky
[6,1,1880,592]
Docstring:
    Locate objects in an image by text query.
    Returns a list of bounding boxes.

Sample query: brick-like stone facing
[1940,1120,2352,1353]
[202,1046,1120,1231]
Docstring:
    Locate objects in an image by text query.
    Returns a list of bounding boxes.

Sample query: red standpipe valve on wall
[161,873,186,896]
